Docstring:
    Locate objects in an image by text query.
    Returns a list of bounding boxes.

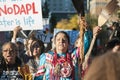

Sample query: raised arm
[11,26,22,43]
[82,26,102,70]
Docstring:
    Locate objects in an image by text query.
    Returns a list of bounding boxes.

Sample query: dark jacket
[0,56,23,79]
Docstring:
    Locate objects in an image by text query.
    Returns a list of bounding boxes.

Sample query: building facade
[46,0,75,12]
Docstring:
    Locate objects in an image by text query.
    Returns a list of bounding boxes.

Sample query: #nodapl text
[0,2,38,16]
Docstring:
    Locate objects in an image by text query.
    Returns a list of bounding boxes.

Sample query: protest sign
[0,0,43,31]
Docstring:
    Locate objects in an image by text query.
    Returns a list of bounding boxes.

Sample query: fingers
[93,26,102,36]
[16,26,22,31]
[13,26,22,33]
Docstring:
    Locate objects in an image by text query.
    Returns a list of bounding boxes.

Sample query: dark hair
[112,22,120,39]
[2,42,18,52]
[28,33,37,41]
[54,31,70,44]
[25,34,37,51]
[105,37,120,50]
[36,39,45,53]
[30,39,45,54]
[112,22,119,27]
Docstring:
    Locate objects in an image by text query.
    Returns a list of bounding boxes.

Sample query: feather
[98,0,119,26]
[72,0,85,16]
[105,0,119,15]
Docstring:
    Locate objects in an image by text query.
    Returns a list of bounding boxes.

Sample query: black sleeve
[0,56,6,76]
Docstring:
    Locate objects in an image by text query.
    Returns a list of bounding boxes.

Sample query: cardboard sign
[0,0,43,31]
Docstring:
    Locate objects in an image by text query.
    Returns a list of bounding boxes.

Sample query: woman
[22,39,44,80]
[27,38,45,74]
[34,30,92,80]
[34,24,101,80]
[0,42,23,79]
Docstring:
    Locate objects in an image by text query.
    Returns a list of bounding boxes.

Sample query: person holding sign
[11,26,29,63]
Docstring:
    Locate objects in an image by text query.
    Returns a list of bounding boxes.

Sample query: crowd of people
[0,20,120,80]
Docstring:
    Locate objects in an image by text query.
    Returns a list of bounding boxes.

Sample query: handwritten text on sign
[0,0,43,31]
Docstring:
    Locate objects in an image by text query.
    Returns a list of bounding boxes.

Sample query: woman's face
[2,43,17,64]
[30,41,41,56]
[55,33,69,53]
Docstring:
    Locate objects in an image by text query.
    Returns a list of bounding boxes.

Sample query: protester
[11,26,36,57]
[84,51,120,80]
[11,26,30,63]
[34,24,101,80]
[74,26,102,79]
[34,31,83,80]
[26,38,45,78]
[11,26,25,54]
[0,42,23,79]
[25,33,37,56]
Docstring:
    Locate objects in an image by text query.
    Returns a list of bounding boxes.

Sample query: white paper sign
[0,0,43,31]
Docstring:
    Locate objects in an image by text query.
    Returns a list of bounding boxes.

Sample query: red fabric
[51,51,74,80]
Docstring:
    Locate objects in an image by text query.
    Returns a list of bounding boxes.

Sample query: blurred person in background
[105,37,120,53]
[84,51,120,80]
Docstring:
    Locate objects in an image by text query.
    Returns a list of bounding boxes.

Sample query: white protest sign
[0,0,43,31]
